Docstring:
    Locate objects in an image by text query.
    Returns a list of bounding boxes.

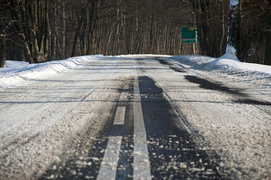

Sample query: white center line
[133,76,152,180]
[97,106,126,180]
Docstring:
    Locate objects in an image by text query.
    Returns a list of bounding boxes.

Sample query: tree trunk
[21,32,35,64]
[32,0,51,63]
[62,0,66,59]
[0,35,6,68]
[10,0,51,63]
[71,30,79,57]
[226,0,240,59]
[219,0,226,55]
[264,31,271,65]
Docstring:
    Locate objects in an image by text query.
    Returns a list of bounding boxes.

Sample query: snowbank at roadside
[1,53,271,89]
[119,54,172,58]
[170,53,271,87]
[0,55,103,89]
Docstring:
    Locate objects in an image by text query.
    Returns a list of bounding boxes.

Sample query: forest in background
[0,0,271,66]
[189,0,271,64]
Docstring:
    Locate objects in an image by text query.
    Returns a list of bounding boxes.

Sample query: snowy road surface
[0,56,271,179]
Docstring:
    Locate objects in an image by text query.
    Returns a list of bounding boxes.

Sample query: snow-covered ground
[169,53,271,88]
[124,53,271,179]
[1,53,270,89]
[0,55,271,88]
[0,55,103,89]
[0,54,270,179]
[0,55,134,179]
[162,54,271,179]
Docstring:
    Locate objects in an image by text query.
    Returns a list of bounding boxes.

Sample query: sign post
[181,27,199,43]
[181,27,199,55]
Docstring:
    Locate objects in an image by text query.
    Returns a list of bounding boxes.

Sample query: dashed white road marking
[133,76,152,180]
[113,106,126,125]
[97,106,126,180]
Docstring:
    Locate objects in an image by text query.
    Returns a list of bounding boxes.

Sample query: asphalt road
[40,58,225,179]
[1,56,270,179]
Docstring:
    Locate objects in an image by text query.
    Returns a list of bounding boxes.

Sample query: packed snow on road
[0,54,270,179]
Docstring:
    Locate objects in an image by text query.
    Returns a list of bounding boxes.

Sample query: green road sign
[181,27,199,43]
